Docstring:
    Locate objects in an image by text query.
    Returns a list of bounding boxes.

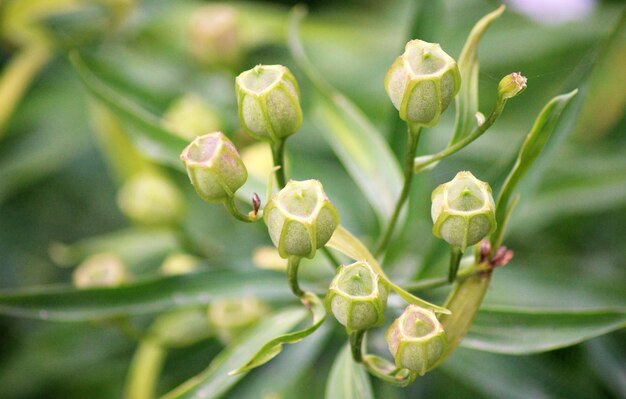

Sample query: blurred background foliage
[0,0,624,398]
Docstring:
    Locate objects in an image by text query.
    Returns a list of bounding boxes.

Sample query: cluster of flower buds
[326,261,389,332]
[386,305,448,375]
[264,179,339,259]
[431,171,496,251]
[236,64,303,143]
[385,39,460,128]
[180,132,248,202]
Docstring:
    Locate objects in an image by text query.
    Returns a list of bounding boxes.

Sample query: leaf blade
[325,344,374,399]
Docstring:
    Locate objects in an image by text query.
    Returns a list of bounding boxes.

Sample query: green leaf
[162,308,308,399]
[288,7,403,225]
[325,344,374,399]
[70,52,188,170]
[462,306,626,354]
[229,292,327,374]
[492,89,578,248]
[450,5,505,144]
[327,226,450,314]
[0,269,291,321]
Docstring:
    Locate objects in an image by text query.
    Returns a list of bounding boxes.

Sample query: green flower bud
[236,64,303,143]
[386,305,448,375]
[498,72,527,100]
[160,252,199,276]
[263,180,339,259]
[163,94,223,141]
[117,171,185,226]
[431,171,496,251]
[73,253,129,289]
[326,261,389,332]
[208,298,269,344]
[188,4,241,67]
[180,132,248,202]
[384,40,460,127]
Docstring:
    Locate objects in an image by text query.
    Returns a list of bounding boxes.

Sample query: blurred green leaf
[450,5,504,144]
[463,306,626,354]
[71,52,187,169]
[0,269,291,321]
[230,292,326,375]
[584,336,626,398]
[288,7,402,225]
[162,307,308,399]
[326,344,374,399]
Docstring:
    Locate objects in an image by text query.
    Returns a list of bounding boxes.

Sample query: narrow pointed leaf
[229,292,326,374]
[462,306,626,354]
[162,308,308,399]
[451,5,505,144]
[325,344,374,399]
[0,269,291,321]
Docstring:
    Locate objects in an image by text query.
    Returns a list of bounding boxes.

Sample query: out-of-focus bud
[160,252,199,276]
[180,132,248,202]
[498,72,527,100]
[263,180,339,259]
[117,171,185,226]
[73,253,129,289]
[208,298,269,343]
[163,94,223,141]
[326,261,389,332]
[431,171,496,251]
[386,305,448,375]
[235,64,303,143]
[252,246,288,271]
[188,4,240,67]
[385,40,460,128]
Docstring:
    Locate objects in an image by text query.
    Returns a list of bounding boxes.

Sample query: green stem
[448,247,463,283]
[401,263,477,292]
[413,98,507,173]
[287,256,304,298]
[321,247,341,269]
[375,125,421,256]
[271,139,287,188]
[123,339,166,399]
[223,196,255,222]
[350,330,365,362]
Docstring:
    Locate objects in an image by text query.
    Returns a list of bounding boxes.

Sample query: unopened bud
[326,261,389,332]
[117,171,185,226]
[208,298,269,343]
[385,40,460,128]
[163,94,223,141]
[263,180,339,259]
[73,253,129,289]
[160,253,199,276]
[431,171,496,251]
[188,4,240,67]
[236,64,303,143]
[180,132,248,202]
[386,305,448,375]
[498,72,527,100]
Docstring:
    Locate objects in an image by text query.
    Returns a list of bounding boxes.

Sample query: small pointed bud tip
[252,193,261,215]
[498,72,527,100]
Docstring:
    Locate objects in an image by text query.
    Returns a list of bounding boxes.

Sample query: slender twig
[287,256,304,298]
[350,330,365,362]
[375,125,421,256]
[223,196,256,222]
[413,98,507,173]
[271,139,287,188]
[448,247,463,283]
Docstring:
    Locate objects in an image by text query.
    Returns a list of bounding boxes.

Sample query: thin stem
[287,256,304,298]
[350,330,365,362]
[271,139,287,188]
[448,247,463,283]
[375,125,421,256]
[400,263,477,292]
[223,196,255,222]
[123,339,166,399]
[413,98,507,173]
